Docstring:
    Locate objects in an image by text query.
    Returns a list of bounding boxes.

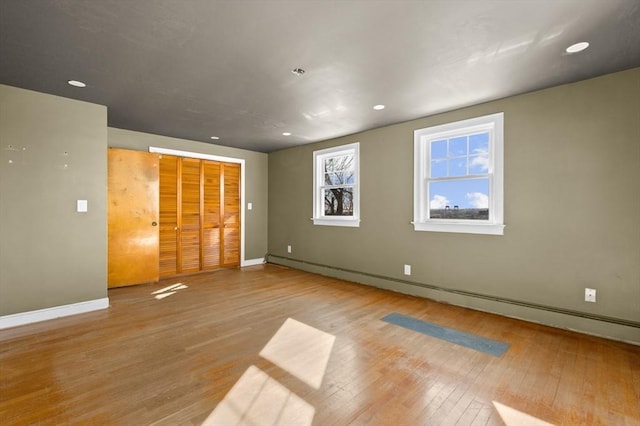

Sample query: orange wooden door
[180,157,201,273]
[222,163,240,267]
[159,154,179,276]
[107,148,159,287]
[202,160,221,269]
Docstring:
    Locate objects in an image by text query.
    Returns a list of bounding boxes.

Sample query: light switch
[77,199,88,213]
[247,202,253,210]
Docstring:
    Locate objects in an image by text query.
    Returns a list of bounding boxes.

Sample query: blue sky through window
[414,112,503,232]
[429,132,490,211]
[429,178,489,209]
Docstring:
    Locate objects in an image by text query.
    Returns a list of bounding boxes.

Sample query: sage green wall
[108,128,268,262]
[268,68,640,343]
[0,85,108,316]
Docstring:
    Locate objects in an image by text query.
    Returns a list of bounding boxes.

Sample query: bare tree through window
[313,142,359,227]
[323,154,354,216]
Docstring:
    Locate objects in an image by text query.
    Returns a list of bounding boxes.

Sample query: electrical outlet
[404,264,411,276]
[287,245,292,254]
[585,288,596,303]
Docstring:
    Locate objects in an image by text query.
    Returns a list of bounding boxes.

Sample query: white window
[313,142,360,227]
[413,112,504,235]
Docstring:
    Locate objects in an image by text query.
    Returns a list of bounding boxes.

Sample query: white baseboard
[0,297,110,330]
[242,258,266,267]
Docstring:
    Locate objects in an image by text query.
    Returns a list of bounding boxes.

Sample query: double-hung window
[313,142,360,227]
[413,112,504,235]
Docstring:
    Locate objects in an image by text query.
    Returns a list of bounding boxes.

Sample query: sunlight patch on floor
[259,318,336,389]
[202,365,315,426]
[151,283,188,300]
[205,318,335,425]
[493,401,554,426]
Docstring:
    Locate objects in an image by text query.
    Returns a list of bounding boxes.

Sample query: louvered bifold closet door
[159,154,179,276]
[180,158,201,273]
[222,163,240,267]
[202,160,221,269]
[158,155,240,277]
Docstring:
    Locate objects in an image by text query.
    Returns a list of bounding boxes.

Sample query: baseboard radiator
[266,254,640,333]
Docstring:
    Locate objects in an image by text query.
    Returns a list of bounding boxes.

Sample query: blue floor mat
[381,312,510,357]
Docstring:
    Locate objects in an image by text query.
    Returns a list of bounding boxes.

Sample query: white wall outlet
[247,202,253,210]
[287,245,292,254]
[77,199,88,213]
[404,264,411,276]
[585,288,596,303]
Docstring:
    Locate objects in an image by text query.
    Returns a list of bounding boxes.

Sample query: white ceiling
[1,0,639,152]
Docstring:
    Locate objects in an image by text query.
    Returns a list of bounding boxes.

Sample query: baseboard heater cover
[266,254,640,330]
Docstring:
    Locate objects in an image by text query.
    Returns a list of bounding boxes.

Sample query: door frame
[149,146,250,267]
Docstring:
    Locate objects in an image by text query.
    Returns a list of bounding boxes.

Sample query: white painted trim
[312,218,360,227]
[149,146,244,164]
[312,142,360,227]
[240,159,246,265]
[413,113,504,235]
[413,221,505,235]
[242,258,266,267]
[0,298,109,329]
[149,146,248,266]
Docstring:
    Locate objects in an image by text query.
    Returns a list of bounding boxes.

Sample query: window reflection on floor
[204,318,335,426]
[259,318,336,390]
[203,365,315,426]
[493,401,554,426]
[151,283,188,300]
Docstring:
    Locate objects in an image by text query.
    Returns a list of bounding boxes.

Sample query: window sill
[312,218,360,227]
[413,221,504,235]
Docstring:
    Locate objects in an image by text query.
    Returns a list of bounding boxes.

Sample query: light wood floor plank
[1,264,639,425]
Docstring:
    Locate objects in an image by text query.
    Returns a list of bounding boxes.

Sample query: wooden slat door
[157,155,240,276]
[107,148,159,287]
[159,155,179,276]
[180,158,201,273]
[222,163,240,267]
[202,161,221,269]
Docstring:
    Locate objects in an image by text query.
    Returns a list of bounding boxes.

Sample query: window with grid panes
[313,143,359,227]
[413,113,504,235]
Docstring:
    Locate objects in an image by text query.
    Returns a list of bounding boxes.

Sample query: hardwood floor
[1,264,639,425]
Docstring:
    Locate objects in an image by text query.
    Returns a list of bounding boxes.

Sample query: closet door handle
[152,221,158,226]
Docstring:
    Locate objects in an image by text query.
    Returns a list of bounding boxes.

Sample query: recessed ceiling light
[291,68,305,76]
[210,136,220,140]
[565,42,589,54]
[282,132,292,136]
[373,104,385,110]
[67,80,86,88]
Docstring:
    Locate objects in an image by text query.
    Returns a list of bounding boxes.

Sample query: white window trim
[413,113,505,235]
[313,142,360,227]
